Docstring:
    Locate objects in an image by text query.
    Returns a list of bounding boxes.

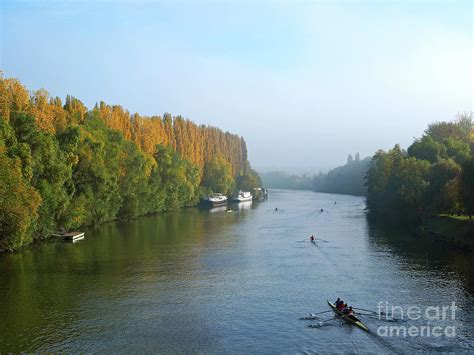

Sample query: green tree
[9,113,72,236]
[425,115,472,142]
[236,167,261,191]
[153,145,200,210]
[444,137,471,164]
[460,158,474,218]
[367,145,429,222]
[0,153,42,251]
[313,155,370,196]
[426,159,461,213]
[396,157,430,220]
[408,135,446,163]
[202,155,235,195]
[0,75,260,251]
[118,141,152,219]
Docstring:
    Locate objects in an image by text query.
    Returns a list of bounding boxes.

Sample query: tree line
[260,115,473,226]
[313,153,370,196]
[0,75,260,251]
[366,115,474,223]
[260,171,313,190]
[260,154,370,195]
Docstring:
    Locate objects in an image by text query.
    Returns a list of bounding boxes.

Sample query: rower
[337,301,345,310]
[334,297,341,306]
[310,235,315,242]
[347,306,354,316]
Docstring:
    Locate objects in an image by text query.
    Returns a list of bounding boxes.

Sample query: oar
[300,309,332,319]
[312,310,332,315]
[308,317,337,328]
[356,312,377,316]
[318,316,337,323]
[356,312,405,322]
[353,307,401,319]
[353,307,376,313]
[354,307,389,315]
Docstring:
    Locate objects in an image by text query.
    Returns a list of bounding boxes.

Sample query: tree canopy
[366,114,474,223]
[0,74,259,251]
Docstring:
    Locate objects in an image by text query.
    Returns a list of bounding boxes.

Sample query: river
[0,190,473,352]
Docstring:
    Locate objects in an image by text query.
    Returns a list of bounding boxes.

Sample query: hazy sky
[1,0,472,172]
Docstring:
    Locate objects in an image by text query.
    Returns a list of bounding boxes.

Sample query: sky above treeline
[1,0,472,173]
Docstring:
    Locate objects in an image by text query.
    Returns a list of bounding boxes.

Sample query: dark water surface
[1,190,473,352]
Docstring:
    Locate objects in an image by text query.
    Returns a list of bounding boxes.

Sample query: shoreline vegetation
[0,74,260,252]
[261,115,474,249]
[366,115,474,225]
[1,73,472,254]
[260,153,370,196]
[259,153,371,196]
[388,113,474,250]
[313,153,370,196]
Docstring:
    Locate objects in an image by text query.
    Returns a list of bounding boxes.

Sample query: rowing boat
[327,300,369,332]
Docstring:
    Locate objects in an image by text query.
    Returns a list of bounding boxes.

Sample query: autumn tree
[0,139,42,251]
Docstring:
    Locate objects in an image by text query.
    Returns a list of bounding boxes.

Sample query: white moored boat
[231,191,253,203]
[203,193,228,207]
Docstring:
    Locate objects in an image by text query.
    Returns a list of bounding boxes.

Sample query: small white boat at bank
[230,191,253,203]
[202,193,228,207]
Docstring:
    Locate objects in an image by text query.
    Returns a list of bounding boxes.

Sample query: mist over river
[1,190,472,352]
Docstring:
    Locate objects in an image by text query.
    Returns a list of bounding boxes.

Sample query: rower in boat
[327,300,369,332]
[343,306,360,322]
[310,235,315,242]
[344,306,354,316]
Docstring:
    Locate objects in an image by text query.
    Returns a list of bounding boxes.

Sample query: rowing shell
[327,300,369,332]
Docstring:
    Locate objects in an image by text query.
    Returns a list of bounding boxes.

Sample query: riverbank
[424,216,474,252]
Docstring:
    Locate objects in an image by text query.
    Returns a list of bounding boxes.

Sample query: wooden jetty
[62,232,85,242]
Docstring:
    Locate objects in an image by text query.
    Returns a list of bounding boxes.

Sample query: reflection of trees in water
[366,219,474,294]
[0,205,259,352]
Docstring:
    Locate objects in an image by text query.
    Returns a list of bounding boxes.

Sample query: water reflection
[229,200,253,212]
[0,191,472,353]
[0,207,255,352]
[366,221,474,295]
[207,205,228,213]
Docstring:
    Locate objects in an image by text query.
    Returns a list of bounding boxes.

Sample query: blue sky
[1,0,472,172]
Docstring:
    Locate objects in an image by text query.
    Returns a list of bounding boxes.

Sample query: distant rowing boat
[327,300,369,332]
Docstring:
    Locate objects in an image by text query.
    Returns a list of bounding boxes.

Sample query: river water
[0,190,473,353]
